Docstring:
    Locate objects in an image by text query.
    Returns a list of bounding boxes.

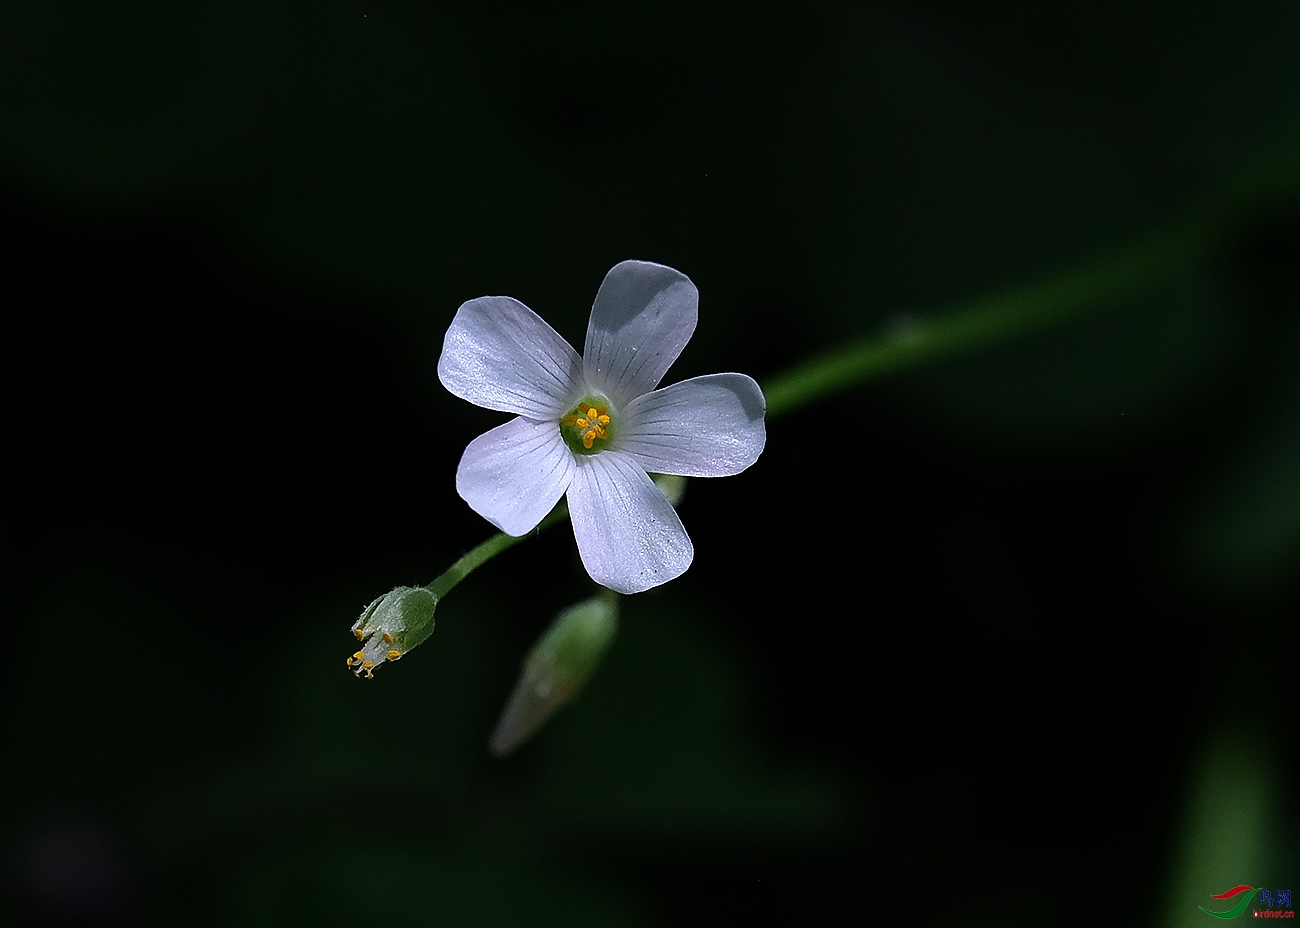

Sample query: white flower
[437,260,766,594]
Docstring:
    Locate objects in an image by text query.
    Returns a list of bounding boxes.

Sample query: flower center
[560,397,617,454]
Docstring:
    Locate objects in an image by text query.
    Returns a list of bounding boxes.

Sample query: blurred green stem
[762,226,1203,419]
[762,128,1300,417]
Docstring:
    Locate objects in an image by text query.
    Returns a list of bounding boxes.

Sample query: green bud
[489,594,619,756]
[347,586,438,678]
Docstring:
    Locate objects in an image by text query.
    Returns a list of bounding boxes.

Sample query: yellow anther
[362,660,373,670]
[353,650,366,660]
[386,650,402,661]
[353,628,365,641]
[562,398,616,453]
[346,657,355,667]
[382,632,394,644]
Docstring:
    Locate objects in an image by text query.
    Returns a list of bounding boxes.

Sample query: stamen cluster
[562,401,613,451]
[347,626,403,679]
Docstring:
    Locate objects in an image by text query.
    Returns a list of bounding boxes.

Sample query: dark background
[5,2,1298,925]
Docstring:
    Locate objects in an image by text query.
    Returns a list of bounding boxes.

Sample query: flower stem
[425,504,570,599]
[763,222,1209,420]
[762,130,1300,419]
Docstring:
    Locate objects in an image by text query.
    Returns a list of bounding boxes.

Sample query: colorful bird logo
[1199,885,1261,919]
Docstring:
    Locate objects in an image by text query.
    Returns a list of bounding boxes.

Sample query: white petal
[617,373,767,477]
[438,296,583,419]
[567,451,694,594]
[583,261,698,407]
[456,417,575,535]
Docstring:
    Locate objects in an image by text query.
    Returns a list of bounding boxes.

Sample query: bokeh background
[6,2,1298,925]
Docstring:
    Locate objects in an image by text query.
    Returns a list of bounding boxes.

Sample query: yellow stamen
[561,397,617,453]
[382,632,394,644]
[353,628,365,641]
[386,650,402,661]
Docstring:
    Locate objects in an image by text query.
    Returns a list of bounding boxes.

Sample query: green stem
[763,220,1210,419]
[425,504,570,599]
[762,127,1300,419]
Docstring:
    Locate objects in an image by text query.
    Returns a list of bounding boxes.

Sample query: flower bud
[346,586,438,678]
[489,594,619,756]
